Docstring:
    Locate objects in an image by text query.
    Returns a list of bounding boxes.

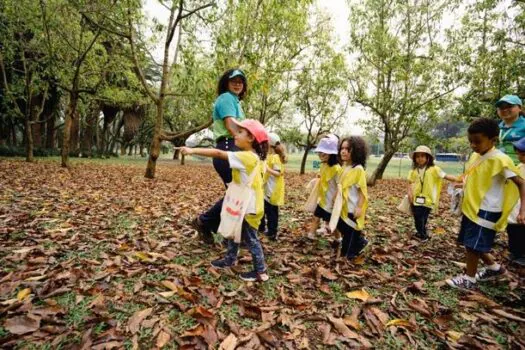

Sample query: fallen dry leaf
[127,308,153,334]
[346,288,371,301]
[219,333,238,350]
[4,314,41,335]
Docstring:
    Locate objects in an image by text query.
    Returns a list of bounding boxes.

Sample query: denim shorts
[314,205,331,221]
[457,210,501,253]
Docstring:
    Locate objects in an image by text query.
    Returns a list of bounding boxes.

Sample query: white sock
[464,274,476,283]
[487,263,500,271]
[335,238,342,242]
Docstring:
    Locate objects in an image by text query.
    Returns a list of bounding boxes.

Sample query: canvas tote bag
[328,167,354,233]
[303,178,320,213]
[218,162,259,243]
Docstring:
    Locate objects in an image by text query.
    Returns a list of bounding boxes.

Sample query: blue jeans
[412,205,431,238]
[223,222,266,273]
[259,200,279,236]
[199,138,239,233]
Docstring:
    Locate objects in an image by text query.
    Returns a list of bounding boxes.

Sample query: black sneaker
[211,259,235,269]
[239,270,269,282]
[191,217,214,245]
[267,234,277,241]
[348,238,369,259]
[446,274,477,290]
[475,266,506,281]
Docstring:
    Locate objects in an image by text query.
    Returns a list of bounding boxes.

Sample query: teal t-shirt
[212,92,245,141]
[498,116,525,164]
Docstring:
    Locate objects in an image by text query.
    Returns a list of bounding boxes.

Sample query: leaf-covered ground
[0,159,524,349]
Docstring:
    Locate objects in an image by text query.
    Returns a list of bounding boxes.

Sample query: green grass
[5,152,466,179]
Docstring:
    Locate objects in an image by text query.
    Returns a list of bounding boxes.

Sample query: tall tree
[125,0,213,178]
[213,0,313,127]
[348,0,460,185]
[294,18,349,174]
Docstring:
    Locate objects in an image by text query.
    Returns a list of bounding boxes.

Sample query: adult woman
[192,68,247,243]
[496,94,525,266]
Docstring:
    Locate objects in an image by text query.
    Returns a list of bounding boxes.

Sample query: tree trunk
[145,101,163,179]
[61,93,78,167]
[368,147,396,186]
[69,109,80,156]
[173,148,180,160]
[181,153,185,165]
[81,104,99,157]
[25,117,34,162]
[300,145,311,175]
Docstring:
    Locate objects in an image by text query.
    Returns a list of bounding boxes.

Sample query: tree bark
[81,103,99,157]
[25,117,34,162]
[145,101,163,179]
[61,93,78,167]
[300,145,311,175]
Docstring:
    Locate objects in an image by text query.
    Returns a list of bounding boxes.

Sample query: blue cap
[228,69,245,79]
[495,95,522,107]
[513,137,525,152]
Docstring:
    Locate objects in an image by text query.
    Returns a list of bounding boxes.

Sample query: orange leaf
[346,289,371,301]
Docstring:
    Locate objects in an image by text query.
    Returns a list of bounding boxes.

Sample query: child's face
[234,127,254,150]
[340,141,351,162]
[228,77,244,96]
[414,152,428,167]
[517,150,525,164]
[468,133,495,155]
[318,152,329,162]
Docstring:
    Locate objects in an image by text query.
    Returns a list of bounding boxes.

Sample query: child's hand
[354,207,363,219]
[518,209,525,225]
[178,147,193,155]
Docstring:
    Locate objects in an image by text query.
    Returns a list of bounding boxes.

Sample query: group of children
[180,117,525,290]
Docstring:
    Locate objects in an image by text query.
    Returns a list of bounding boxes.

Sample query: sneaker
[211,259,234,269]
[475,266,506,281]
[266,234,277,241]
[191,218,214,244]
[239,270,269,282]
[348,238,369,259]
[415,234,429,242]
[446,274,477,290]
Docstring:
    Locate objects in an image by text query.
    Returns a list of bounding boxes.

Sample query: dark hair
[327,154,339,166]
[253,140,269,161]
[273,143,287,164]
[411,153,434,169]
[217,68,247,100]
[339,136,369,168]
[467,117,499,139]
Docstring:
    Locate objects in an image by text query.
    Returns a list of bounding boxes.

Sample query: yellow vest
[462,148,520,231]
[263,154,285,206]
[231,152,264,229]
[318,163,342,211]
[340,165,368,230]
[408,165,444,210]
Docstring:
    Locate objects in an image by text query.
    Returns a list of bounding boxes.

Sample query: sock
[464,274,476,283]
[487,263,500,271]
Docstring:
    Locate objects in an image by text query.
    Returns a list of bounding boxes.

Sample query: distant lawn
[3,151,466,178]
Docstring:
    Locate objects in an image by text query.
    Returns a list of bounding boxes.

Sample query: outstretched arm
[178,147,228,161]
[444,174,462,182]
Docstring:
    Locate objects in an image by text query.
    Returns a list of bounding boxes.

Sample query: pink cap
[232,119,269,143]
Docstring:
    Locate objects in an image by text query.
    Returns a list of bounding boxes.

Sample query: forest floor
[0,159,524,349]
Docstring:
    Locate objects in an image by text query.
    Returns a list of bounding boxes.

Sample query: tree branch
[159,119,212,142]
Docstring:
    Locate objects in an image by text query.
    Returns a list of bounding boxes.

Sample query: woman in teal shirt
[193,69,247,243]
[496,94,525,266]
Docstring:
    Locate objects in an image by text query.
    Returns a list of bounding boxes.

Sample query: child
[259,133,286,241]
[307,135,341,238]
[334,136,370,259]
[407,145,460,242]
[180,119,270,282]
[507,137,525,266]
[446,118,525,290]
